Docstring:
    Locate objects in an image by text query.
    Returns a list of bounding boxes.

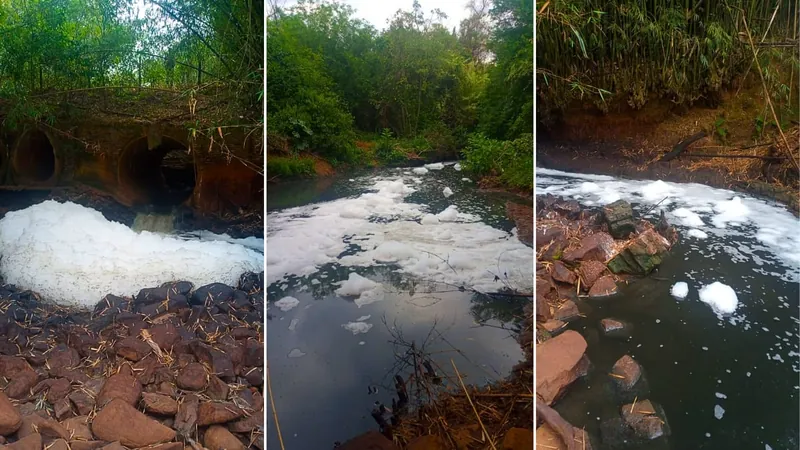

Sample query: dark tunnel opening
[118,136,196,211]
[12,129,56,183]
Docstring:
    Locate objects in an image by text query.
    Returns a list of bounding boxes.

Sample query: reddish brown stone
[542,320,566,334]
[196,402,245,426]
[61,416,93,441]
[578,260,608,289]
[550,261,577,285]
[501,428,533,450]
[228,412,262,433]
[336,430,399,450]
[32,378,71,403]
[176,363,207,391]
[190,342,234,379]
[621,399,664,439]
[68,391,95,416]
[611,355,642,390]
[69,440,106,450]
[0,356,38,399]
[141,393,179,416]
[91,399,176,448]
[563,232,615,263]
[115,336,151,362]
[203,425,246,450]
[588,276,618,298]
[553,300,579,321]
[148,323,179,350]
[536,330,588,405]
[173,394,199,434]
[45,345,81,373]
[96,364,142,407]
[2,433,41,450]
[17,414,70,440]
[48,439,70,450]
[206,375,229,401]
[0,391,22,436]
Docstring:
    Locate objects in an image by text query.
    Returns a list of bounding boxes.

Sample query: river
[537,168,799,450]
[265,163,533,448]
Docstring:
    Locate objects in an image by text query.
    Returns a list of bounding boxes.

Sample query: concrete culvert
[12,129,57,184]
[118,136,196,210]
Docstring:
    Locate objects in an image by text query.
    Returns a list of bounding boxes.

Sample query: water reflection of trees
[469,292,527,332]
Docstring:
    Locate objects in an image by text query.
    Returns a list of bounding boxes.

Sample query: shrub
[266,156,315,178]
[462,133,533,190]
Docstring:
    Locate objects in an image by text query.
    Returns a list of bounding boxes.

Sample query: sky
[277,0,473,31]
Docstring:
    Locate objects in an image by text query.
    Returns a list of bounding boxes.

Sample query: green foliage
[267,156,315,177]
[537,0,797,125]
[714,116,728,141]
[462,133,533,189]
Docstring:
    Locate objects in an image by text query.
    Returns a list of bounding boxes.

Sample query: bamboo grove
[0,0,263,126]
[536,0,800,126]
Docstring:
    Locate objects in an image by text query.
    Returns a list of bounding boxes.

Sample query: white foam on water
[268,174,532,293]
[342,321,373,334]
[356,315,371,322]
[275,296,300,311]
[288,348,306,358]
[715,392,727,399]
[454,163,462,171]
[461,177,471,182]
[0,201,262,307]
[536,168,800,281]
[671,282,689,299]
[714,405,725,419]
[443,187,453,198]
[412,167,429,175]
[699,282,739,315]
[424,163,444,170]
[687,229,709,239]
[288,318,299,331]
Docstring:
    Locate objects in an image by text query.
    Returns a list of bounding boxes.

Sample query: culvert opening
[118,137,196,210]
[13,130,56,183]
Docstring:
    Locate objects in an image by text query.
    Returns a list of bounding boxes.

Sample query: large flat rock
[536,330,588,405]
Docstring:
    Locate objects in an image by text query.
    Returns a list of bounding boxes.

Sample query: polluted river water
[266,163,533,448]
[537,168,799,450]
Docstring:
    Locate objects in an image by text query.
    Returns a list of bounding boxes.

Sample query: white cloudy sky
[275,0,473,31]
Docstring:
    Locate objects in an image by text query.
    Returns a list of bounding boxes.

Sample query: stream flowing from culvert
[537,168,799,450]
[265,163,533,448]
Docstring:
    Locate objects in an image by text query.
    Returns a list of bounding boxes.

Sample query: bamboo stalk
[266,363,286,450]
[451,359,497,450]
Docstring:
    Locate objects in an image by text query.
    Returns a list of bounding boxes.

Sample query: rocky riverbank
[0,273,264,450]
[534,195,676,449]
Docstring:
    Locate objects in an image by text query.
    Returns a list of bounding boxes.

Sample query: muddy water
[265,165,532,448]
[538,169,799,450]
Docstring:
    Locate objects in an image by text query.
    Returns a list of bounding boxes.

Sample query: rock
[228,412,262,434]
[145,444,184,450]
[536,226,565,251]
[599,318,626,335]
[553,300,579,321]
[0,356,38,399]
[69,440,106,450]
[61,416,93,441]
[539,230,569,261]
[553,199,581,218]
[206,376,229,401]
[535,288,552,322]
[603,200,636,239]
[48,439,70,450]
[98,442,127,450]
[405,434,447,450]
[588,276,618,298]
[244,368,263,387]
[173,395,199,434]
[17,414,70,440]
[92,399,176,448]
[190,342,234,379]
[541,320,566,335]
[501,428,533,450]
[68,391,95,416]
[115,337,151,362]
[176,363,207,391]
[203,425,245,450]
[1,433,41,450]
[135,287,169,305]
[148,323,179,350]
[607,229,671,275]
[191,283,234,306]
[0,391,21,436]
[550,261,576,285]
[335,430,399,450]
[53,398,73,421]
[578,260,608,289]
[621,399,665,439]
[536,424,566,450]
[96,364,142,407]
[564,233,615,263]
[196,402,245,426]
[610,355,642,390]
[45,345,80,374]
[32,378,71,403]
[141,393,178,416]
[536,330,589,405]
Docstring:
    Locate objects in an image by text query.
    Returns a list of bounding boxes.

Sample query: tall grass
[537,0,799,124]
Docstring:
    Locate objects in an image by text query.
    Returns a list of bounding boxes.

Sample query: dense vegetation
[0,0,262,134]
[537,0,799,128]
[266,0,533,189]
